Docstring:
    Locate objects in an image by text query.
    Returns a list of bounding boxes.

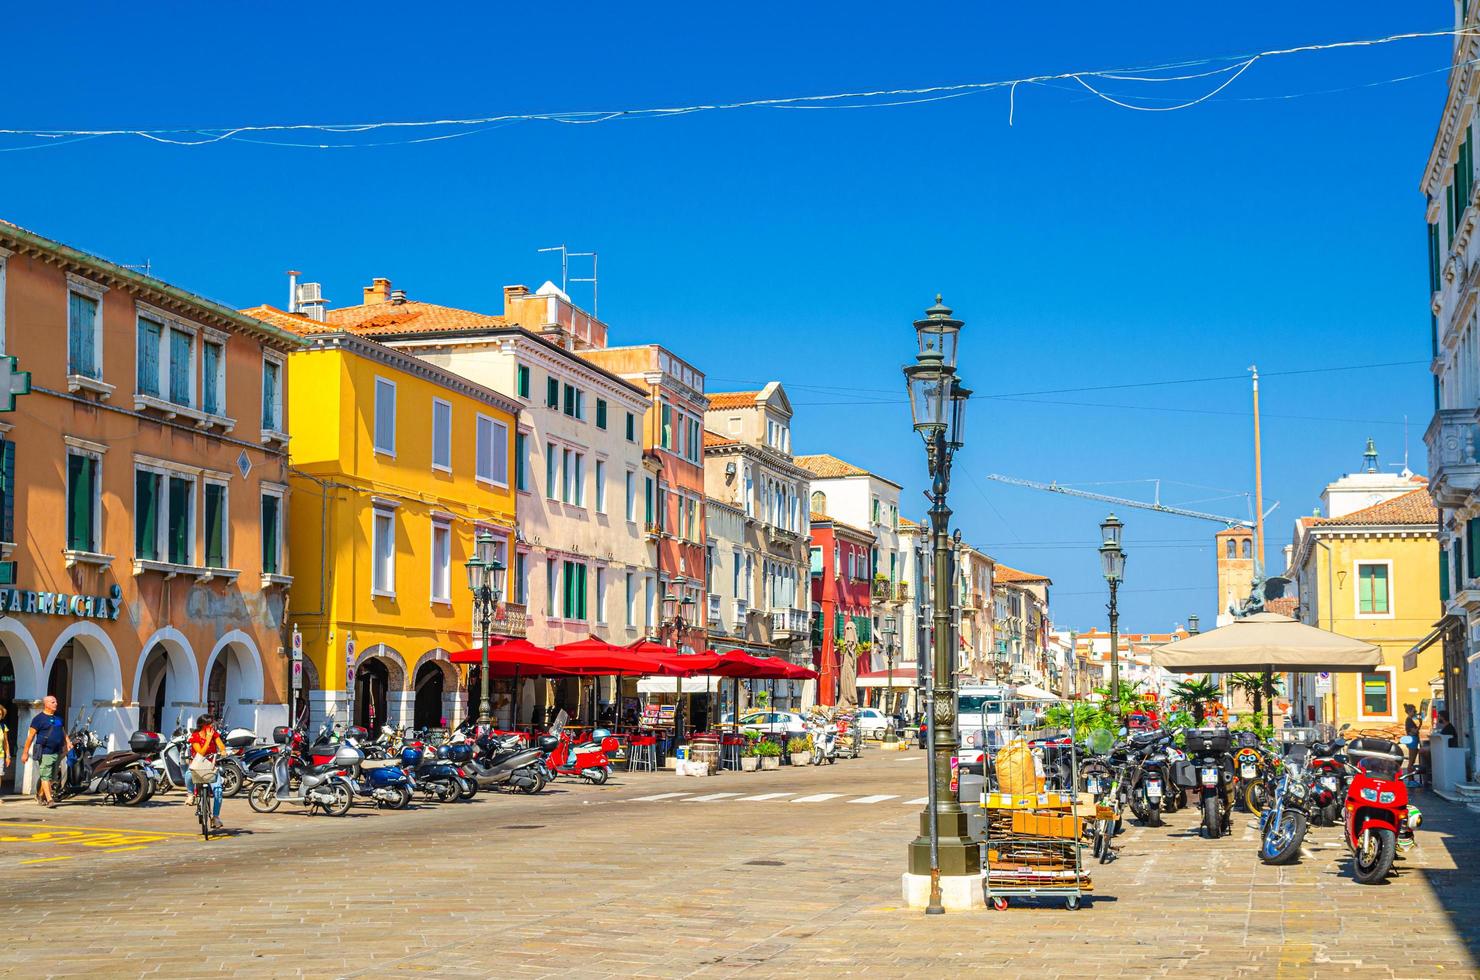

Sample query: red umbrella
[553,636,665,675]
[782,662,820,681]
[448,640,575,675]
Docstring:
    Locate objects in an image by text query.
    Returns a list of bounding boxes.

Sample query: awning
[637,676,724,694]
[1013,684,1061,701]
[855,668,917,688]
[1403,619,1451,671]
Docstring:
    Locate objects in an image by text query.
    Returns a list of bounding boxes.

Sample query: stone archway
[0,618,43,793]
[44,622,126,749]
[202,631,266,732]
[134,627,201,733]
[410,649,460,731]
[353,644,407,732]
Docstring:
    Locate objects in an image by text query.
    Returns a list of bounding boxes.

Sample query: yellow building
[1286,486,1441,732]
[270,326,519,732]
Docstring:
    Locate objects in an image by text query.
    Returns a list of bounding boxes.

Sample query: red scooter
[1343,736,1417,885]
[547,729,616,784]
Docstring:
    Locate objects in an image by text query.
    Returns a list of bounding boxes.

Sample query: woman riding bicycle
[186,713,226,832]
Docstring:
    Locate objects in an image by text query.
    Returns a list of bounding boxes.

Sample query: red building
[809,512,876,705]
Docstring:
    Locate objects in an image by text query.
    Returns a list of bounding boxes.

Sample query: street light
[881,615,898,742]
[662,586,698,740]
[1099,513,1127,720]
[904,294,976,914]
[464,529,504,727]
[1188,614,1201,635]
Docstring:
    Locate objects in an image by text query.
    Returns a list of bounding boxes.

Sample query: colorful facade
[808,512,875,706]
[0,221,300,790]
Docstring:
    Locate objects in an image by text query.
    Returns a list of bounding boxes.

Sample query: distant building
[1214,527,1256,626]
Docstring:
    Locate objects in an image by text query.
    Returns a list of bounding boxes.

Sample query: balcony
[707,593,721,626]
[771,607,810,640]
[732,597,750,622]
[871,578,891,602]
[1426,408,1480,508]
[895,581,910,603]
[643,522,663,541]
[492,601,529,639]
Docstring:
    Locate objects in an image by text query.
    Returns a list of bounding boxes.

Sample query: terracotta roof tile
[240,305,337,336]
[325,299,508,336]
[1265,597,1299,617]
[706,391,761,411]
[993,564,1052,585]
[793,453,870,479]
[899,516,923,530]
[1308,488,1437,527]
[703,430,738,448]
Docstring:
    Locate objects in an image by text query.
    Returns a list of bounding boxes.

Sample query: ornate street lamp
[464,529,504,727]
[662,586,698,740]
[903,295,976,914]
[1188,614,1200,635]
[882,615,898,742]
[1099,514,1127,720]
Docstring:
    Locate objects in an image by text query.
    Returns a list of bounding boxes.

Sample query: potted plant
[755,738,782,770]
[787,735,812,767]
[740,731,762,771]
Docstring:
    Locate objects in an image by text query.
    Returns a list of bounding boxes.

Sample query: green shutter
[169,328,192,405]
[0,439,12,545]
[137,318,161,395]
[517,365,530,399]
[67,454,93,552]
[515,433,526,491]
[202,341,221,416]
[596,399,607,429]
[135,471,158,560]
[261,495,279,575]
[546,377,559,408]
[204,484,225,568]
[167,477,191,564]
[626,413,635,441]
[69,293,97,378]
[577,565,588,619]
[1441,544,1451,603]
[661,404,671,448]
[644,479,653,524]
[1469,520,1480,581]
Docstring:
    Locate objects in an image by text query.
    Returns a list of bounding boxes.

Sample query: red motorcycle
[1343,736,1416,885]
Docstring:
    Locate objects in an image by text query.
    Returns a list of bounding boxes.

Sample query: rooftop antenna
[121,260,152,276]
[537,245,599,316]
[536,245,569,294]
[568,250,598,318]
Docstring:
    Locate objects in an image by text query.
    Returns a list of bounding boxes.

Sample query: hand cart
[977,696,1092,910]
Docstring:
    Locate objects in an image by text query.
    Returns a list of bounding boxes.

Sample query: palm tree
[1227,672,1284,717]
[1171,676,1220,723]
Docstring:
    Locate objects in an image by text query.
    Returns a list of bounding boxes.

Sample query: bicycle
[195,780,212,840]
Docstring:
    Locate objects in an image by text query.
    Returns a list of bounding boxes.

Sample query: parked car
[736,711,807,737]
[854,707,890,740]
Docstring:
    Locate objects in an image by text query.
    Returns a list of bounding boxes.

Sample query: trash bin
[958,772,986,840]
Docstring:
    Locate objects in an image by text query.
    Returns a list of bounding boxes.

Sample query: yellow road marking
[0,820,194,838]
[20,856,74,864]
[103,846,147,853]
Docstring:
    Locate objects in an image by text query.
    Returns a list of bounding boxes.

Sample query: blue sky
[0,3,1450,632]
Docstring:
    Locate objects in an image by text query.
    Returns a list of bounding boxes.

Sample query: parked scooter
[397,734,466,803]
[215,727,258,798]
[53,715,153,806]
[463,726,549,793]
[1343,736,1420,884]
[247,725,357,816]
[808,715,837,766]
[545,713,614,784]
[138,714,191,795]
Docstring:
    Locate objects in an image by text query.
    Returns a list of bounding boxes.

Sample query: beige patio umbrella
[1151,612,1381,724]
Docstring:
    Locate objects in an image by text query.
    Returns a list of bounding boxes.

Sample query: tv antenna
[536,244,599,317]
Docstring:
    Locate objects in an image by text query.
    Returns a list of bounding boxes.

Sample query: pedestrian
[22,695,69,808]
[1403,703,1421,771]
[0,705,10,806]
[1436,711,1458,749]
[185,713,226,832]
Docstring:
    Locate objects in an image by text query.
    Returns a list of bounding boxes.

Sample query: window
[546,376,559,409]
[514,432,527,491]
[660,403,672,448]
[689,419,702,462]
[562,561,588,619]
[166,475,193,565]
[1361,670,1393,718]
[625,572,635,627]
[546,560,558,617]
[0,439,15,546]
[1241,538,1251,560]
[514,552,528,605]
[1226,539,1235,559]
[596,399,608,429]
[204,482,227,568]
[67,452,99,552]
[1357,562,1391,615]
[546,443,558,500]
[571,453,585,506]
[834,543,840,576]
[202,338,224,417]
[687,497,697,541]
[261,492,282,575]
[595,567,607,623]
[168,327,193,406]
[262,356,283,432]
[625,470,636,521]
[644,576,655,630]
[372,508,396,595]
[136,318,162,396]
[68,291,100,379]
[733,549,743,595]
[432,399,452,471]
[595,460,606,513]
[561,449,574,503]
[626,412,636,442]
[517,365,530,399]
[373,378,396,455]
[872,497,881,524]
[811,491,826,514]
[644,477,654,525]
[476,415,509,486]
[430,521,451,603]
[562,384,585,420]
[134,470,161,560]
[810,547,823,576]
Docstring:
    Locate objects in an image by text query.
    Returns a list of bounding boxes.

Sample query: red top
[189,727,225,759]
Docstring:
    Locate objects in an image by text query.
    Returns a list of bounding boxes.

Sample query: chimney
[390,289,407,305]
[503,284,529,316]
[363,278,392,305]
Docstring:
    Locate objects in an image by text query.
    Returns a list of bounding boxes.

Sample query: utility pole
[1251,366,1265,573]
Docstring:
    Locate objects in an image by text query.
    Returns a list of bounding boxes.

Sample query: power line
[0,28,1468,151]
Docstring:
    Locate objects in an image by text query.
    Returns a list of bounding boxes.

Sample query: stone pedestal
[907,807,981,876]
[900,871,985,911]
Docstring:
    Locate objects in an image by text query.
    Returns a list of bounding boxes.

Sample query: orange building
[0,221,301,791]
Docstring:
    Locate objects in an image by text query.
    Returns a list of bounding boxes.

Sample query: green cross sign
[0,356,30,412]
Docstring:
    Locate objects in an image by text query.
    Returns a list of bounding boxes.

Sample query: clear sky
[0,2,1449,633]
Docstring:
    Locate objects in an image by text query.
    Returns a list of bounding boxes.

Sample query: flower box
[760,757,780,771]
[741,756,760,772]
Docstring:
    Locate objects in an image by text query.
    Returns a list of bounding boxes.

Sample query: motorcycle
[1233,732,1276,814]
[807,716,837,766]
[138,714,191,795]
[53,715,153,806]
[1182,727,1235,839]
[1125,730,1171,828]
[397,737,466,803]
[247,725,357,816]
[1306,739,1348,827]
[332,727,415,809]
[1344,736,1419,884]
[462,726,549,794]
[1258,743,1310,865]
[215,727,258,798]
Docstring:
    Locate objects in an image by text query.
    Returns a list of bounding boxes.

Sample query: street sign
[0,356,31,412]
[346,636,356,685]
[1315,671,1331,695]
[291,625,303,662]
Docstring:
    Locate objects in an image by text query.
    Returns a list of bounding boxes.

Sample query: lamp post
[882,615,898,742]
[1188,614,1200,635]
[662,587,697,739]
[1099,514,1126,720]
[903,295,976,912]
[463,530,505,727]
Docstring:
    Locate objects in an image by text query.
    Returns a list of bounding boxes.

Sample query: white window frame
[261,484,286,576]
[476,414,509,488]
[371,503,397,598]
[66,273,106,381]
[202,475,230,569]
[625,572,635,628]
[430,518,452,605]
[625,469,636,523]
[0,246,9,354]
[373,377,397,457]
[595,566,608,625]
[594,459,607,514]
[200,328,228,420]
[64,439,107,558]
[261,351,286,435]
[431,398,453,473]
[572,452,585,507]
[1356,665,1398,722]
[1353,559,1395,620]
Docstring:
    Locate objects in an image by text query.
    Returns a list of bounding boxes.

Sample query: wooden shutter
[135,470,159,560]
[0,439,13,545]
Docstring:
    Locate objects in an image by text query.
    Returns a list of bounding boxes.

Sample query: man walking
[22,696,69,808]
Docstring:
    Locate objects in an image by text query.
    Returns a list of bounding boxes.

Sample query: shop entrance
[0,652,14,792]
[354,659,390,733]
[46,648,72,729]
[413,661,444,730]
[137,644,173,732]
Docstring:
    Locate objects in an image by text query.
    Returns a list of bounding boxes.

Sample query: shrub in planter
[787,736,812,766]
[755,738,782,770]
[740,732,762,771]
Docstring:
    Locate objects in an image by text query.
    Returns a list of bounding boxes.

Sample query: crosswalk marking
[848,794,899,804]
[738,792,795,801]
[790,793,844,804]
[903,797,929,804]
[684,792,743,803]
[632,792,691,801]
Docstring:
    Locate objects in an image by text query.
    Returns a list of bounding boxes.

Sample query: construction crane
[985,474,1277,528]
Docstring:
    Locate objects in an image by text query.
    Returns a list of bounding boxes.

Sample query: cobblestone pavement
[0,748,1476,979]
